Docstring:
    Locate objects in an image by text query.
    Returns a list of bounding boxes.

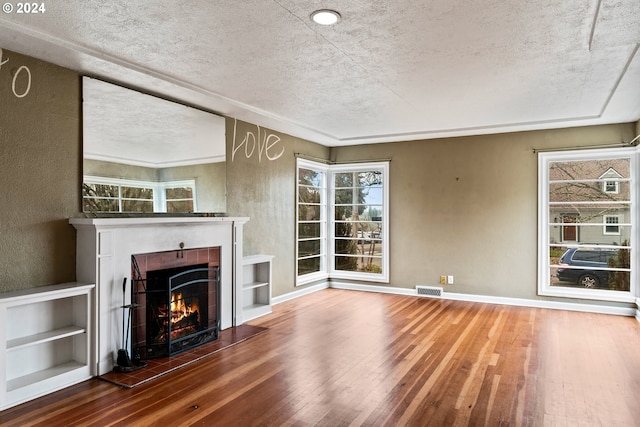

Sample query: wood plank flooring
[2,288,640,426]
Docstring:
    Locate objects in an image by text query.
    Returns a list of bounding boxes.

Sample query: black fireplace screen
[131,259,220,359]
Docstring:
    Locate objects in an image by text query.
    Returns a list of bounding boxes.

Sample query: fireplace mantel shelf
[70,216,249,228]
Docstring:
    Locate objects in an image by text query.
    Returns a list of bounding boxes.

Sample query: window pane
[333,172,353,187]
[549,159,630,180]
[299,204,322,221]
[334,238,359,255]
[335,205,353,219]
[548,224,630,246]
[334,189,353,204]
[335,255,383,274]
[83,183,118,198]
[298,240,321,257]
[299,168,323,187]
[299,186,321,203]
[122,186,153,199]
[335,222,355,238]
[335,222,383,240]
[167,200,194,212]
[299,223,321,239]
[549,181,630,202]
[166,187,193,199]
[122,200,154,212]
[335,238,384,256]
[360,188,383,205]
[550,245,630,291]
[363,206,383,221]
[335,171,383,188]
[83,198,119,212]
[335,205,384,221]
[549,204,630,223]
[298,257,320,275]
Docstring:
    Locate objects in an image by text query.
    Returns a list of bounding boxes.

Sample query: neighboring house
[548,159,630,246]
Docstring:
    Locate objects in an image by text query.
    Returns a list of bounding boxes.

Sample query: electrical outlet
[440,275,446,285]
[447,275,454,285]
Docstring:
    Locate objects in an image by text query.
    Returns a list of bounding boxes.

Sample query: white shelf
[7,326,86,351]
[241,255,273,322]
[0,282,94,411]
[243,281,269,290]
[6,361,86,391]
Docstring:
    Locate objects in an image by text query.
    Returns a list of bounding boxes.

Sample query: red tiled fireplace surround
[130,247,221,359]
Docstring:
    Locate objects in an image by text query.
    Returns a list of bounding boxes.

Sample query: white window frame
[329,162,390,283]
[296,160,329,285]
[538,148,636,303]
[84,176,196,213]
[296,159,390,285]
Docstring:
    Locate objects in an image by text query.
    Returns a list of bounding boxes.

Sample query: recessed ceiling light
[310,9,341,26]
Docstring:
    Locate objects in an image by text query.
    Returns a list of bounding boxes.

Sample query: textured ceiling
[83,77,226,168]
[0,0,638,146]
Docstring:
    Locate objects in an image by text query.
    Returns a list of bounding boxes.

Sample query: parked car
[556,247,616,288]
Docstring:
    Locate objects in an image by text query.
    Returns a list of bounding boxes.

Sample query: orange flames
[170,292,199,324]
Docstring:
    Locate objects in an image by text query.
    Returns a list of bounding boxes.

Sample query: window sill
[539,285,636,304]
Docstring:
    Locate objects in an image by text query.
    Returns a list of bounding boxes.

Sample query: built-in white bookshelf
[0,282,94,411]
[241,255,273,322]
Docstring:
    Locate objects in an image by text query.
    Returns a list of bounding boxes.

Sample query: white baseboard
[306,281,637,317]
[272,280,637,318]
[271,281,329,306]
[329,280,417,296]
[442,291,635,317]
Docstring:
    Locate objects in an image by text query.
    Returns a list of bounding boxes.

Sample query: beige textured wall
[0,49,80,292]
[225,118,330,297]
[332,124,637,300]
[0,47,637,306]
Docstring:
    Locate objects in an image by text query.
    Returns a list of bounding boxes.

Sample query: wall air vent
[416,286,443,298]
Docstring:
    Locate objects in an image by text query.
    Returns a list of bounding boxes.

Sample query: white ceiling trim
[84,153,226,169]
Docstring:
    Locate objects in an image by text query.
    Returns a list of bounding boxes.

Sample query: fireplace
[130,247,221,359]
[70,216,249,375]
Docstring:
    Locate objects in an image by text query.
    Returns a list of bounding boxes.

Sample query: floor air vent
[416,286,443,298]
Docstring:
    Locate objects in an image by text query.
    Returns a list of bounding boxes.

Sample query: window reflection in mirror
[82,77,226,214]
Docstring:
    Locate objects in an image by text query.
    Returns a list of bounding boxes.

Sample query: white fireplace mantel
[70,216,249,376]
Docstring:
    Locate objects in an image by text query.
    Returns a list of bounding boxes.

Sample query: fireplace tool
[114,278,146,372]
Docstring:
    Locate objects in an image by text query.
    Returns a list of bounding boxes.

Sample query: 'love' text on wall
[232,119,285,162]
[0,48,32,99]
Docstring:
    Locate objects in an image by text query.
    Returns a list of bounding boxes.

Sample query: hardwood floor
[2,288,640,426]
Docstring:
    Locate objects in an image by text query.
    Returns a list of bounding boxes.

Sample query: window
[604,215,621,235]
[83,176,196,213]
[605,180,619,193]
[600,167,622,194]
[160,181,197,213]
[296,161,328,282]
[296,160,389,285]
[330,163,389,282]
[538,150,634,301]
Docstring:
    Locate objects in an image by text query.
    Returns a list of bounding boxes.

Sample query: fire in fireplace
[130,247,221,359]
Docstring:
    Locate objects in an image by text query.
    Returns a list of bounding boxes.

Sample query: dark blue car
[556,248,615,288]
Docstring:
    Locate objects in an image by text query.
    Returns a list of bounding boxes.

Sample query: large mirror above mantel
[82,77,227,215]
